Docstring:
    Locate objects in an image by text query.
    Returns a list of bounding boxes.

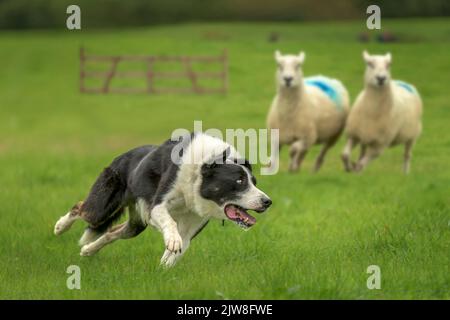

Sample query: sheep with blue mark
[267,50,350,172]
[341,51,423,174]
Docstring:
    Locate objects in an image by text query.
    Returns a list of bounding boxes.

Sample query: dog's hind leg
[80,205,146,256]
[78,227,104,246]
[78,207,125,246]
[54,201,83,235]
[74,166,128,245]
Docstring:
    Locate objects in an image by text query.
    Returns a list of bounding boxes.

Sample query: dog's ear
[221,147,231,163]
[205,146,230,165]
[234,158,252,172]
[202,147,231,177]
[244,159,252,172]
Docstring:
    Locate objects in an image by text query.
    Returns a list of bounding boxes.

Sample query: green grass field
[1,18,449,299]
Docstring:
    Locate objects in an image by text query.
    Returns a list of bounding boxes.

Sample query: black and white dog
[54,132,272,267]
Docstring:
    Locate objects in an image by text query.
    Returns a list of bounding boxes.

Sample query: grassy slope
[0,18,449,299]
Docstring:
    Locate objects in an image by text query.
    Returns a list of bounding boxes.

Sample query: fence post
[183,56,199,93]
[147,57,154,94]
[80,47,85,93]
[102,57,120,93]
[222,49,228,94]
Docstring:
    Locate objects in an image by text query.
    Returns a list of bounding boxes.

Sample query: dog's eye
[367,62,374,68]
[236,179,243,185]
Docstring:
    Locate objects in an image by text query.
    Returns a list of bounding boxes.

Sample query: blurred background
[0,0,449,29]
[1,0,449,299]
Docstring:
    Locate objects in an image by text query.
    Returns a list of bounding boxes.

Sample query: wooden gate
[79,47,228,94]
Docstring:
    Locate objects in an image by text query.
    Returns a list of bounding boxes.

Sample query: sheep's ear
[275,50,282,61]
[363,50,371,62]
[298,51,305,64]
[385,52,392,64]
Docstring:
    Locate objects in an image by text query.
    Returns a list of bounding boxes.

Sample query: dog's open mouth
[224,204,257,229]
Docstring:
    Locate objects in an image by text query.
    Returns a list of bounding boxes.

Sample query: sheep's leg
[313,143,331,172]
[351,145,367,169]
[289,140,308,173]
[354,146,382,172]
[268,142,282,172]
[403,140,414,174]
[341,138,358,172]
[358,145,367,161]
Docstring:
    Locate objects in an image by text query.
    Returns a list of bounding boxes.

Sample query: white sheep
[341,51,423,174]
[267,50,349,172]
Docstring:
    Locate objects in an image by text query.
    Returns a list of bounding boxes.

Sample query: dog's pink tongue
[225,205,256,225]
[225,206,240,219]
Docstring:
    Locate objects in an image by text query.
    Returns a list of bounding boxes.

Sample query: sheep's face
[275,51,305,89]
[363,51,392,88]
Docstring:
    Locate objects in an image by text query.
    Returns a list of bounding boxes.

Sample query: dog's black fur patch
[80,145,155,230]
[200,160,256,207]
[80,138,186,229]
[78,132,259,237]
[81,166,126,229]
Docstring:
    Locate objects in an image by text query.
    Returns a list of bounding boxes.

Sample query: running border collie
[54,133,272,267]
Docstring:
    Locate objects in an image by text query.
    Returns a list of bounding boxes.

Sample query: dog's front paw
[164,232,183,253]
[160,250,180,268]
[160,250,176,268]
[353,162,363,172]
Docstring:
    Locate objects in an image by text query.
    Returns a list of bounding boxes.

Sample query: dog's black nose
[284,77,293,86]
[262,197,272,208]
[376,76,386,85]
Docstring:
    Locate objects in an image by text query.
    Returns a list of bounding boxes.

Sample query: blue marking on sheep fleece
[395,80,417,94]
[305,77,342,109]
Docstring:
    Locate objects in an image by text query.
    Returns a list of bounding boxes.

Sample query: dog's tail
[78,166,126,245]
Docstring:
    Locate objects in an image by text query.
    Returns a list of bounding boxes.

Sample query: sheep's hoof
[313,160,323,172]
[353,163,363,172]
[342,163,353,172]
[341,156,352,172]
